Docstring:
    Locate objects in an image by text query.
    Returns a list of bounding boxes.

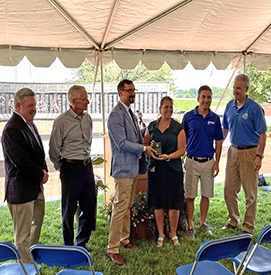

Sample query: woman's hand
[155,154,170,161]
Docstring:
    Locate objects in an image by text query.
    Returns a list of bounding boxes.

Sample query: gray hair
[14,88,36,107]
[235,74,250,88]
[68,85,86,104]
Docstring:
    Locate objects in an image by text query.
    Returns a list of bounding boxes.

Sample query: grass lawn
[173,99,228,111]
[1,180,271,274]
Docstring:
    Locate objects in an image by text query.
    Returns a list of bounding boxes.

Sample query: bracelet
[166,155,170,162]
[256,154,264,160]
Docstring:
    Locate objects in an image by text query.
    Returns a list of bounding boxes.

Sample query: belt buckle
[83,158,90,166]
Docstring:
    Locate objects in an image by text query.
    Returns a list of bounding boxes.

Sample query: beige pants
[8,191,45,263]
[224,146,258,233]
[107,176,138,254]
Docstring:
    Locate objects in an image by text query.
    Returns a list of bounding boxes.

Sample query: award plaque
[152,141,162,157]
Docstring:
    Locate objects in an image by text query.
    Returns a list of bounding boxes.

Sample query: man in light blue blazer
[106,79,155,265]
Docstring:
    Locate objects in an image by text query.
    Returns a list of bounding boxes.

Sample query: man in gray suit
[106,79,155,265]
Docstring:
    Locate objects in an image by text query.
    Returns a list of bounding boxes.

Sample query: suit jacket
[1,113,47,204]
[107,102,146,178]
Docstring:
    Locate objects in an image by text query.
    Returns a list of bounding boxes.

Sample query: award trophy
[152,141,162,157]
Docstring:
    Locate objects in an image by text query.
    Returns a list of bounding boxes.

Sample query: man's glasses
[122,89,138,94]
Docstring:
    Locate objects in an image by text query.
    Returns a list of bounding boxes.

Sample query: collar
[192,106,213,117]
[119,101,130,114]
[233,95,248,108]
[68,107,86,119]
[14,111,27,123]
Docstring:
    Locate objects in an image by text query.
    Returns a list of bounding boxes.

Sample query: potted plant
[130,192,156,239]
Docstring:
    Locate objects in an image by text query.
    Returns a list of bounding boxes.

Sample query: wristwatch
[256,154,264,160]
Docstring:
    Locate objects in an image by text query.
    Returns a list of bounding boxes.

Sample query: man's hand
[253,157,262,171]
[145,146,156,158]
[42,169,49,184]
[212,161,219,177]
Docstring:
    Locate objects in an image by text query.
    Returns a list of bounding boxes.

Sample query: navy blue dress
[147,118,184,210]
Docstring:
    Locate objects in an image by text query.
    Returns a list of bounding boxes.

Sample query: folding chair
[0,241,40,275]
[28,244,103,275]
[176,234,254,275]
[232,225,271,275]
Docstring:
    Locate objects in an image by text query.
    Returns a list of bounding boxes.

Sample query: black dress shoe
[221,223,237,230]
[106,253,126,266]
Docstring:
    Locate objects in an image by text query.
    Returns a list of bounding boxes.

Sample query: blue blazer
[1,113,47,204]
[107,102,146,178]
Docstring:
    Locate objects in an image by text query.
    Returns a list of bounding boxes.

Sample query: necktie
[128,108,138,129]
[26,121,42,147]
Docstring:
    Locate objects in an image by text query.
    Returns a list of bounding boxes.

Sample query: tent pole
[100,51,106,135]
[215,54,243,112]
[243,54,246,74]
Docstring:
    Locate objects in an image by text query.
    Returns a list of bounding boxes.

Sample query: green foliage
[246,63,271,103]
[173,99,227,111]
[1,180,271,274]
[91,155,106,166]
[174,86,232,99]
[69,60,177,93]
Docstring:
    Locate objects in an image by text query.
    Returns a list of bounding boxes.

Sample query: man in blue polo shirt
[182,85,223,239]
[222,74,266,234]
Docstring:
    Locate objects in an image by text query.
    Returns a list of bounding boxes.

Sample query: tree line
[69,60,271,104]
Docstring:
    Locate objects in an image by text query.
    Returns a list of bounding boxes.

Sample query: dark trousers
[60,161,96,246]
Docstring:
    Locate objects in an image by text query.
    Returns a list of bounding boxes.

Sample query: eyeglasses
[121,89,138,94]
[76,97,89,101]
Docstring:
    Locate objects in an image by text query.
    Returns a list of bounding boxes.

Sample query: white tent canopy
[1,0,271,70]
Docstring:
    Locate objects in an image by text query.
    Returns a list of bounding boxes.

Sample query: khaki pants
[224,146,258,233]
[8,191,45,263]
[107,176,138,254]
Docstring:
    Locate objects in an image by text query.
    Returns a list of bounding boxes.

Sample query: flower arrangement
[130,191,155,228]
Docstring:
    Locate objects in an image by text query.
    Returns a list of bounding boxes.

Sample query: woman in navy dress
[143,96,186,247]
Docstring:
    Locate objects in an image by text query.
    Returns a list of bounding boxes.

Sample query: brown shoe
[106,253,126,266]
[122,242,138,249]
[221,223,237,230]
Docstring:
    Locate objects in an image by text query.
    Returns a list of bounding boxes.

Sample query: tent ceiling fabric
[1,0,271,70]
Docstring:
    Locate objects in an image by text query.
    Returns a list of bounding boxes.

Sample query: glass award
[152,141,162,157]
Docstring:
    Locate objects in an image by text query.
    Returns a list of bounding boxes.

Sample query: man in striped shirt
[49,85,96,249]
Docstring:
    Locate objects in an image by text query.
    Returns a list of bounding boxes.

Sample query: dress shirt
[49,108,93,170]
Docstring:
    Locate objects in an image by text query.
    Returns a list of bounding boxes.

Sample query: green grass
[173,99,228,111]
[1,181,271,274]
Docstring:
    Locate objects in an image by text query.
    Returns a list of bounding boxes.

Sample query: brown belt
[62,158,91,166]
[231,145,258,150]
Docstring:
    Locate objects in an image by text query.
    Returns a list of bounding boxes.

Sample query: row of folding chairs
[176,225,271,275]
[0,242,103,274]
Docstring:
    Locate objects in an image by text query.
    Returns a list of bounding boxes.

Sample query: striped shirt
[49,108,93,170]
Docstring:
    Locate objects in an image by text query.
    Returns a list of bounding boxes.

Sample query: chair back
[237,225,271,275]
[0,242,28,275]
[187,234,254,275]
[195,234,253,262]
[29,244,96,275]
[257,225,271,244]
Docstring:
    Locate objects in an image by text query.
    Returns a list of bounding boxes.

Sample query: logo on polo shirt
[242,113,248,120]
[208,121,215,125]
